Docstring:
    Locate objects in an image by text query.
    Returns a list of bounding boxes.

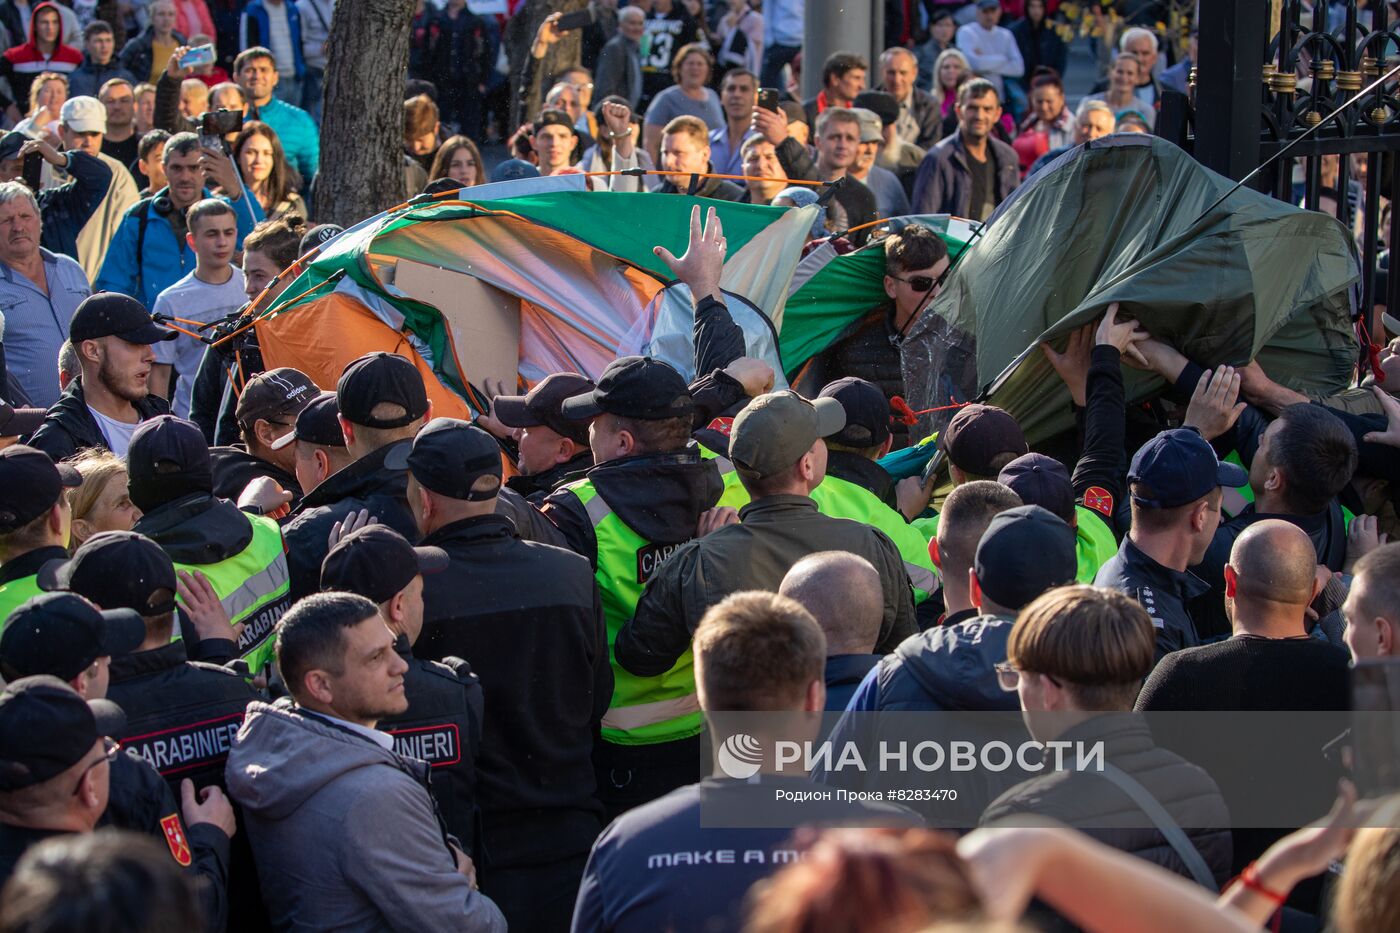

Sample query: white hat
[59,96,106,135]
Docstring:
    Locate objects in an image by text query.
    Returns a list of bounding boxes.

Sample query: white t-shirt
[152,266,248,418]
[88,406,139,458]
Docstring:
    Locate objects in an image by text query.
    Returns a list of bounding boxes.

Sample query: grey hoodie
[225,699,506,933]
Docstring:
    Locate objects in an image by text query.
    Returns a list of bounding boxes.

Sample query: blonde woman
[65,449,141,552]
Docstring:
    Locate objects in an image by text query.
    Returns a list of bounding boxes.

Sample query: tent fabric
[901,135,1361,445]
[257,191,816,410]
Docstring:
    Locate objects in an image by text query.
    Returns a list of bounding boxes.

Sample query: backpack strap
[132,196,154,297]
[1093,762,1218,891]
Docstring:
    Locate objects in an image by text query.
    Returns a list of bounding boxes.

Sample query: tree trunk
[312,0,416,226]
[504,0,587,132]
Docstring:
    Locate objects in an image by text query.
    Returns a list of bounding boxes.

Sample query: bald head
[778,551,882,655]
[1228,519,1319,606]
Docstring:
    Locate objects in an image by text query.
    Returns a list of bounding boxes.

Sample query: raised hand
[1183,364,1246,441]
[654,205,726,303]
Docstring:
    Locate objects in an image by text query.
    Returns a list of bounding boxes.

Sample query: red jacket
[2,2,83,106]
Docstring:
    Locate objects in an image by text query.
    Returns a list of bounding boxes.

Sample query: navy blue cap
[0,592,146,682]
[1128,428,1248,509]
[385,417,502,500]
[0,676,125,791]
[270,392,345,450]
[126,415,212,511]
[819,376,891,448]
[490,158,541,183]
[998,453,1074,524]
[973,505,1077,610]
[0,444,81,532]
[38,531,178,616]
[321,524,448,604]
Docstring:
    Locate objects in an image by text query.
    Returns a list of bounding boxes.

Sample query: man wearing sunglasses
[0,594,237,927]
[798,225,950,448]
[0,675,122,889]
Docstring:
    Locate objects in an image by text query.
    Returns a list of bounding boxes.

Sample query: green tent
[901,135,1361,445]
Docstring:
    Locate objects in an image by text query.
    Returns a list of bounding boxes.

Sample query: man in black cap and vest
[29,292,175,461]
[270,391,352,497]
[492,372,596,502]
[282,352,431,601]
[0,445,82,622]
[539,355,723,820]
[39,530,259,793]
[1096,427,1249,660]
[210,366,318,508]
[0,595,237,930]
[392,417,609,933]
[128,415,291,674]
[320,522,484,858]
[619,389,918,678]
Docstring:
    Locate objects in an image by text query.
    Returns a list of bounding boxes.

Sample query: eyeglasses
[994,663,1060,692]
[890,274,936,292]
[72,736,121,795]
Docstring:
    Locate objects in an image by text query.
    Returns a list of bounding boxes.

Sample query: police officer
[0,676,122,888]
[393,418,609,933]
[281,352,431,601]
[0,594,235,930]
[38,530,260,792]
[210,366,319,508]
[492,372,596,502]
[1095,428,1249,660]
[128,415,292,674]
[269,391,352,497]
[319,523,483,857]
[0,445,83,623]
[542,357,723,819]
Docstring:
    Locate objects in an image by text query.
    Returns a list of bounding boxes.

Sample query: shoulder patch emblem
[160,813,193,866]
[1082,486,1114,519]
[706,417,734,437]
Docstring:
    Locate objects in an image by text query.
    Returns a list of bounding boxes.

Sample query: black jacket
[413,513,610,870]
[281,440,420,602]
[619,495,918,676]
[37,150,112,259]
[104,748,231,932]
[540,447,725,570]
[658,174,746,201]
[981,713,1233,886]
[29,375,170,462]
[1095,537,1209,661]
[117,25,187,84]
[379,633,485,859]
[107,639,260,792]
[799,306,910,440]
[210,444,304,511]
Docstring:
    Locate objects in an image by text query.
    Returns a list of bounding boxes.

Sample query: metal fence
[1187,0,1400,350]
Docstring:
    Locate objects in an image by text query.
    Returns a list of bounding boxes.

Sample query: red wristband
[1238,862,1289,905]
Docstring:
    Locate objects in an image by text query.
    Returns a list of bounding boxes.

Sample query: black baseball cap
[973,505,1077,611]
[560,356,693,422]
[321,524,449,604]
[126,415,212,511]
[0,444,81,532]
[489,158,541,183]
[0,592,145,683]
[270,392,345,450]
[853,91,899,127]
[494,373,596,446]
[0,401,46,438]
[385,417,502,500]
[69,292,176,345]
[533,108,578,136]
[819,377,891,448]
[1128,427,1248,509]
[941,404,1028,477]
[235,367,318,429]
[0,676,124,792]
[299,223,344,256]
[0,130,25,162]
[336,352,430,428]
[38,531,178,616]
[998,453,1074,524]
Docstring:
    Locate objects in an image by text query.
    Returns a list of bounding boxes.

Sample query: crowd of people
[0,1,1398,933]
